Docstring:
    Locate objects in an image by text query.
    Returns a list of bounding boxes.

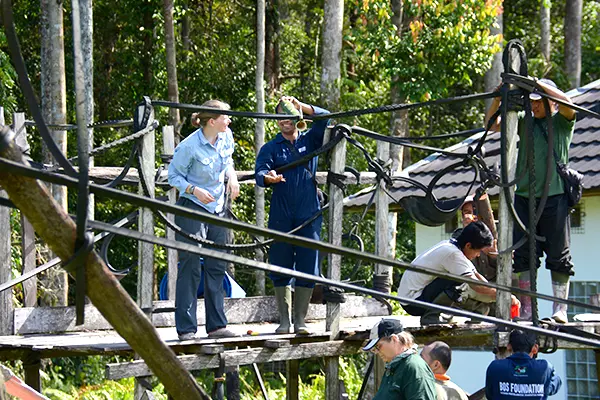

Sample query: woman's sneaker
[208,327,241,338]
[178,332,197,341]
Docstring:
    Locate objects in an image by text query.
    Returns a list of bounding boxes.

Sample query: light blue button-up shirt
[168,127,235,214]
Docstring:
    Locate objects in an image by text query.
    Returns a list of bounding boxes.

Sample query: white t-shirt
[398,240,476,304]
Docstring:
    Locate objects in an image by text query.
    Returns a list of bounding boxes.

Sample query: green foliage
[351,0,502,102]
[504,0,600,87]
[0,32,18,115]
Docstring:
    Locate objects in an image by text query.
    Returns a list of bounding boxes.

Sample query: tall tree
[80,0,94,220]
[320,0,344,109]
[255,0,266,295]
[540,0,551,65]
[163,0,181,131]
[484,11,503,110]
[40,0,68,306]
[386,0,405,292]
[265,0,281,95]
[564,0,582,88]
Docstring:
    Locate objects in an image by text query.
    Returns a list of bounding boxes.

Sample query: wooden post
[21,210,37,307]
[13,111,37,308]
[136,104,156,398]
[374,140,392,291]
[325,127,346,400]
[137,105,156,312]
[213,362,225,400]
[162,126,177,301]
[495,48,520,359]
[226,366,241,400]
[0,106,12,336]
[374,140,392,385]
[286,359,299,400]
[23,353,41,392]
[0,128,209,398]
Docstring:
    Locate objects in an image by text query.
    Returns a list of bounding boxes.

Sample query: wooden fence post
[162,125,177,301]
[136,104,156,399]
[0,106,13,336]
[325,127,346,400]
[495,48,520,359]
[373,140,391,388]
[286,359,299,400]
[14,112,38,308]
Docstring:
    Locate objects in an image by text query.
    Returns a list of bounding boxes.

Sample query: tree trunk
[564,0,582,89]
[300,0,318,98]
[255,0,267,295]
[320,0,344,109]
[181,2,191,61]
[143,3,155,90]
[484,12,503,110]
[80,0,94,221]
[540,0,551,65]
[95,14,118,122]
[388,0,407,272]
[265,0,280,96]
[163,0,181,131]
[40,0,68,306]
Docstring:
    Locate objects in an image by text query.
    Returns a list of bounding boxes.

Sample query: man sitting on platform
[398,220,520,325]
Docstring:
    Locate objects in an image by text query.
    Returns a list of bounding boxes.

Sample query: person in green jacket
[363,318,437,400]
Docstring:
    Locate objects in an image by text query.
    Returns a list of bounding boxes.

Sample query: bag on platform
[555,161,584,207]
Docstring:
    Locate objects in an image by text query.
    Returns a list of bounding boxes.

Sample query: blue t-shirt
[485,353,562,400]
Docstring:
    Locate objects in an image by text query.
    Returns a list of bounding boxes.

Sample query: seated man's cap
[362,318,404,351]
[276,99,301,116]
[530,78,558,101]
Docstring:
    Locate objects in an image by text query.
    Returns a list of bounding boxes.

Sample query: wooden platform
[2,294,600,383]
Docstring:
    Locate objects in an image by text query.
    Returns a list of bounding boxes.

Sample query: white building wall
[413,196,599,398]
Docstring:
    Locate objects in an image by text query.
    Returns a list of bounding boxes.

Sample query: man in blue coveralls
[486,329,562,400]
[255,96,330,335]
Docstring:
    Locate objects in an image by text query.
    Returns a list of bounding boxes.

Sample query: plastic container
[511,303,521,319]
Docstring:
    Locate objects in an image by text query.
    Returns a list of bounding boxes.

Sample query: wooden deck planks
[14,295,389,335]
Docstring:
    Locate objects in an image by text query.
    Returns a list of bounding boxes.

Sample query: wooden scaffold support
[0,125,210,398]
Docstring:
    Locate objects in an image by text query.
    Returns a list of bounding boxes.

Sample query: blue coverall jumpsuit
[255,106,330,288]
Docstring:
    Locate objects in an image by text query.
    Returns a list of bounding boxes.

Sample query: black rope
[1,158,599,314]
[24,119,134,131]
[351,126,471,159]
[86,218,600,349]
[151,92,500,122]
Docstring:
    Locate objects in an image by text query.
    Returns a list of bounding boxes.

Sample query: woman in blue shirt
[168,99,240,340]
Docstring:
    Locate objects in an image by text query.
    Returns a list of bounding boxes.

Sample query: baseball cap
[362,318,404,351]
[529,78,558,101]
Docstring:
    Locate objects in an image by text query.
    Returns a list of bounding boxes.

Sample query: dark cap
[362,318,404,351]
[530,78,558,101]
[509,329,537,353]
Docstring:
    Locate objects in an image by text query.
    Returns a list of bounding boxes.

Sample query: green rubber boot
[294,287,313,335]
[274,286,292,334]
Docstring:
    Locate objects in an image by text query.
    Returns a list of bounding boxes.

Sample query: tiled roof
[346,80,600,208]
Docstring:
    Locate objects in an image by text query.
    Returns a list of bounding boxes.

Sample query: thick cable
[24,119,134,131]
[151,92,500,122]
[86,218,600,349]
[2,157,597,313]
[351,126,470,159]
